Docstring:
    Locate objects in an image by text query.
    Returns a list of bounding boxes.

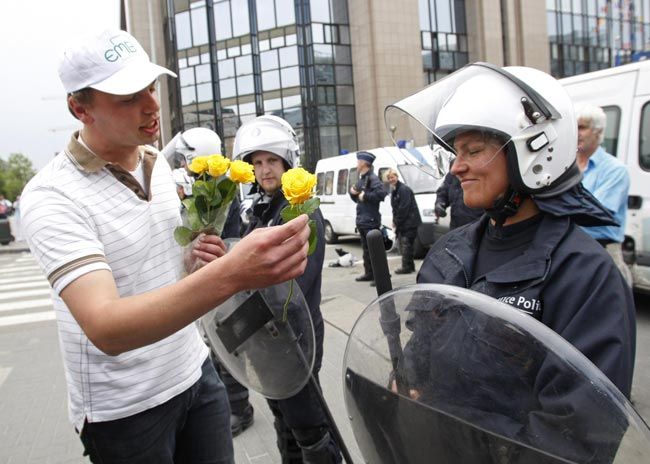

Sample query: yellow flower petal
[228,160,256,184]
[207,154,230,177]
[281,168,316,206]
[188,156,209,174]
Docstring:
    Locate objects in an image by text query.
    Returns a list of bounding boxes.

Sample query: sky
[0,0,121,170]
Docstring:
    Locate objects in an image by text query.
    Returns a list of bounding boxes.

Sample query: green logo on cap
[104,37,138,63]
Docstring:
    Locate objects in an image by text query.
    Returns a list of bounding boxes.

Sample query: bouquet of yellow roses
[174,154,255,246]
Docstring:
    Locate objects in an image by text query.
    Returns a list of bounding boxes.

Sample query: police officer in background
[434,169,483,229]
[234,115,342,463]
[385,168,421,274]
[349,151,388,282]
[162,127,249,435]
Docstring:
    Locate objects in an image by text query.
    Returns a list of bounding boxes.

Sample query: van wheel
[324,221,338,244]
[413,236,427,259]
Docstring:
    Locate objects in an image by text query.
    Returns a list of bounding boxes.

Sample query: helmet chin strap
[484,187,525,233]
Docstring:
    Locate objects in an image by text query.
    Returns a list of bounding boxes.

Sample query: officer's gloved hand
[434,204,447,218]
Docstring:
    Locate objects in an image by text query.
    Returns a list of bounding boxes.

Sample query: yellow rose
[188,156,209,175]
[228,160,256,184]
[281,167,316,206]
[207,154,230,177]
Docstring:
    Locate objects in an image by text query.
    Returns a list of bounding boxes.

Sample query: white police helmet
[385,63,580,197]
[160,127,223,166]
[232,115,299,168]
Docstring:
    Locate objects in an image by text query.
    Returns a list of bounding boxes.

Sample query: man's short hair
[67,88,94,120]
[576,104,606,145]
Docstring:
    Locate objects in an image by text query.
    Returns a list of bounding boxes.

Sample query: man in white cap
[20,29,310,463]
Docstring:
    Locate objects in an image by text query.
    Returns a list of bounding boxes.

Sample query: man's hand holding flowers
[176,154,255,273]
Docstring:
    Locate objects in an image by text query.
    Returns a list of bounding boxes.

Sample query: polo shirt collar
[65,130,158,174]
[65,131,159,201]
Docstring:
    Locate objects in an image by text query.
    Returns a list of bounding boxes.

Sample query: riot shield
[343,284,650,464]
[201,280,315,400]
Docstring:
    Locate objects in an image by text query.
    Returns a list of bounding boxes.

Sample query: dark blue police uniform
[417,213,636,398]
[350,167,387,278]
[245,191,341,463]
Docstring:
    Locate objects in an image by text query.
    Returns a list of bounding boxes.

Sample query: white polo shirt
[21,133,208,430]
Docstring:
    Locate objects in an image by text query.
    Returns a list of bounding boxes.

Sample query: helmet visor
[384,63,561,178]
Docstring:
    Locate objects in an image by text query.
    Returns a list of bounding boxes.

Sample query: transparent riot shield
[201,279,315,400]
[343,284,650,464]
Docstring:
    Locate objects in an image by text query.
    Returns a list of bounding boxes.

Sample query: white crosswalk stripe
[0,252,54,328]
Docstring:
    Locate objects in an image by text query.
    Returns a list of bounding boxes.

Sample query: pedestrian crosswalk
[0,252,55,328]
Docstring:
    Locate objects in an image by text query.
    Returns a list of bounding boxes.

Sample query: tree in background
[0,153,36,201]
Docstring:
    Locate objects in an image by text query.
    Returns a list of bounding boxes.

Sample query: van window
[325,171,334,195]
[337,170,348,194]
[602,106,621,157]
[640,102,650,171]
[316,172,325,195]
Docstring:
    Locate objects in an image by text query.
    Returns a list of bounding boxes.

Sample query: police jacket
[244,191,326,366]
[390,181,422,237]
[350,169,387,230]
[435,172,483,229]
[417,213,636,398]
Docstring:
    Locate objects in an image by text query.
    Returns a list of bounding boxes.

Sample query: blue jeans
[79,357,233,463]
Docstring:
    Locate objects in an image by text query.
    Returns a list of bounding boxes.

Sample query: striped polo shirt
[21,132,208,430]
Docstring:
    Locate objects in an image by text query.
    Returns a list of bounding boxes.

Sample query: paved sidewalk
[0,239,29,254]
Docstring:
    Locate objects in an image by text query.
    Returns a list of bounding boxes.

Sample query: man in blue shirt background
[576,104,632,286]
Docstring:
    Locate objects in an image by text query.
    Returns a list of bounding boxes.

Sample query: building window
[168,0,356,169]
[547,0,650,78]
[419,0,469,84]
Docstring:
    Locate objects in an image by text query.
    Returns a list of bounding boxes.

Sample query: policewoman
[388,63,636,399]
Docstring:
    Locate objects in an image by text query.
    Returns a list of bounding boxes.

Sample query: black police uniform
[245,191,341,464]
[390,180,422,272]
[417,213,636,398]
[350,168,387,278]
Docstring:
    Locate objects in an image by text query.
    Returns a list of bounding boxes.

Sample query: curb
[0,242,30,254]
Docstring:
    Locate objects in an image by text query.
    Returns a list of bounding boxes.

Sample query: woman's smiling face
[450,131,509,210]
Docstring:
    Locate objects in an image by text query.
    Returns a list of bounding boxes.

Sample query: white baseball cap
[58,29,177,95]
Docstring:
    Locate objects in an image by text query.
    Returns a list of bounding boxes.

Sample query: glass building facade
[165,0,356,169]
[419,0,469,84]
[547,0,650,77]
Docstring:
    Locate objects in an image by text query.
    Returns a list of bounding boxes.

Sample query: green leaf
[208,188,223,207]
[174,226,195,246]
[217,178,236,199]
[192,180,210,198]
[281,205,301,222]
[301,197,320,214]
[183,200,203,230]
[194,195,209,222]
[307,220,318,256]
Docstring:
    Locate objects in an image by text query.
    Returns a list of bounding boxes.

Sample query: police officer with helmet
[386,63,636,398]
[233,115,342,463]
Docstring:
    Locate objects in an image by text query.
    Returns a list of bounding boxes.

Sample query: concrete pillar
[123,0,175,147]
[348,0,424,150]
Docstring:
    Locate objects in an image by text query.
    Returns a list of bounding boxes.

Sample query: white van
[315,146,450,257]
[561,60,650,292]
